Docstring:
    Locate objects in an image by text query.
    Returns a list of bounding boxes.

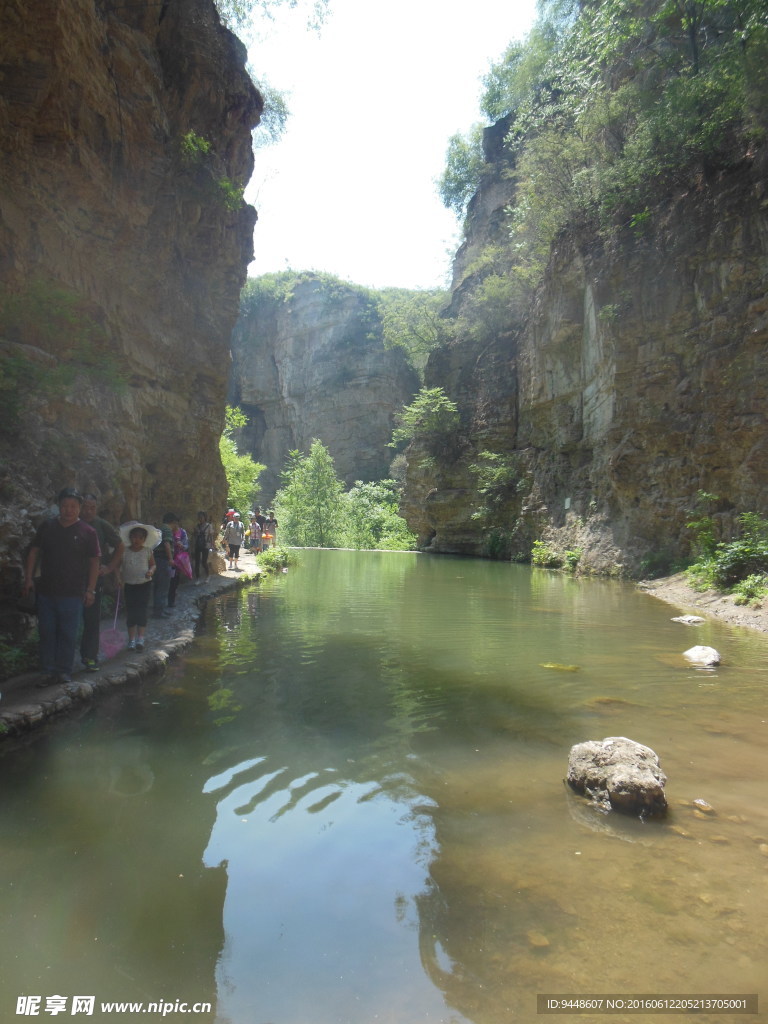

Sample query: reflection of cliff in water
[0,686,227,1013]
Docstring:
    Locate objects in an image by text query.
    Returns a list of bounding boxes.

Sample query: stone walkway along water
[0,551,263,740]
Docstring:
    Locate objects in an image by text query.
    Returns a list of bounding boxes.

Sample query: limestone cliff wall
[0,0,261,628]
[229,277,420,500]
[404,139,768,574]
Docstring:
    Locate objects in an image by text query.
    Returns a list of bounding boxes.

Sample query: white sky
[242,0,538,291]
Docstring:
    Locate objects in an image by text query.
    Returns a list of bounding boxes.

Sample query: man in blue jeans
[22,488,101,688]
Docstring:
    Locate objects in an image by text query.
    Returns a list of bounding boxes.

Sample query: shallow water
[1,550,766,1023]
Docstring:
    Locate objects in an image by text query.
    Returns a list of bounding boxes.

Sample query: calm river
[1,550,766,1023]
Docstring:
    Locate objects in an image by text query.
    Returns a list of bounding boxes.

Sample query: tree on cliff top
[439,0,768,235]
[215,0,329,31]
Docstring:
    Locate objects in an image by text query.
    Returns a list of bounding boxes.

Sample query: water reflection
[0,551,766,1024]
[0,693,225,1019]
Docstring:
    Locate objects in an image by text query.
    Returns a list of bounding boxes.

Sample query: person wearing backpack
[193,511,214,582]
[222,512,245,571]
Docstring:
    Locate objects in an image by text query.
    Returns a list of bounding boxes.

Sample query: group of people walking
[220,507,278,570]
[20,489,277,689]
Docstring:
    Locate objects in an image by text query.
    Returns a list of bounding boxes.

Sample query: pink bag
[173,551,193,579]
[100,588,125,659]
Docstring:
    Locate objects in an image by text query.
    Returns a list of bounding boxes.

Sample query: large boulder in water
[566,736,668,817]
[683,645,720,666]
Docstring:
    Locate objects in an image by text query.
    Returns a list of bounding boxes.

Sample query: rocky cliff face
[0,0,261,630]
[404,133,768,574]
[229,277,420,500]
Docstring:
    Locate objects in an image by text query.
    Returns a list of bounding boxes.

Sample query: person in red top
[22,487,101,688]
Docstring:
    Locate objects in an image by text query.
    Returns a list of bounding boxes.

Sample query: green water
[1,550,766,1024]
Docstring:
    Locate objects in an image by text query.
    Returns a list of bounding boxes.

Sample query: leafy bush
[686,490,721,557]
[531,539,563,568]
[390,387,460,452]
[257,546,294,572]
[731,573,768,606]
[340,480,417,551]
[563,548,582,572]
[377,287,449,376]
[219,406,265,516]
[687,511,768,590]
[274,444,416,551]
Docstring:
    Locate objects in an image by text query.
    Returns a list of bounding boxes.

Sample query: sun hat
[119,520,162,550]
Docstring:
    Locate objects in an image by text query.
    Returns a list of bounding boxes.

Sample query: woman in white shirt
[119,523,158,651]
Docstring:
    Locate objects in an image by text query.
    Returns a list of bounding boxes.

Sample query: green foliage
[686,490,721,557]
[240,271,377,319]
[485,529,514,560]
[687,511,768,591]
[377,287,449,376]
[240,271,299,311]
[341,480,417,550]
[563,548,582,571]
[214,0,329,31]
[257,545,294,571]
[390,387,460,451]
[219,406,265,515]
[273,443,416,551]
[439,0,768,294]
[531,539,563,568]
[469,451,521,527]
[176,130,246,211]
[240,274,444,379]
[530,540,581,572]
[251,78,290,148]
[179,130,212,164]
[437,125,486,217]
[217,177,245,210]
[731,572,768,606]
[480,21,563,123]
[456,264,522,343]
[274,440,347,547]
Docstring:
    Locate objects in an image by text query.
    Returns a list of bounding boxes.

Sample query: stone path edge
[0,557,263,742]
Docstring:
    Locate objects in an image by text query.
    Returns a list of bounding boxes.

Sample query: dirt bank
[638,572,768,633]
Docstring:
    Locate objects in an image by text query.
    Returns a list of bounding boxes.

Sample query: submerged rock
[683,645,721,666]
[566,736,668,817]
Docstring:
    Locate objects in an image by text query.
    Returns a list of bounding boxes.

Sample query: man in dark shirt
[22,488,101,687]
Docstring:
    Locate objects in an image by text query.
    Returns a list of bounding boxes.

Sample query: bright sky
[242,0,538,291]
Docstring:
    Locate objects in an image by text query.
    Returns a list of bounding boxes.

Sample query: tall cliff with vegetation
[229,272,422,500]
[0,0,261,633]
[403,0,768,575]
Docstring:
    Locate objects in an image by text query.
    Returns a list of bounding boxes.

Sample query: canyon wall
[0,0,261,630]
[403,128,768,574]
[229,276,420,500]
